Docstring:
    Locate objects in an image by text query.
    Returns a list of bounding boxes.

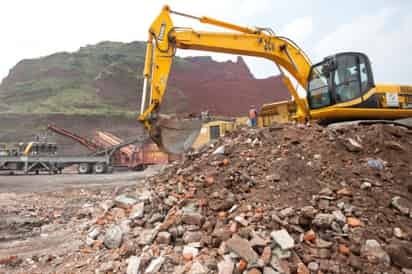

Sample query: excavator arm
[138,6,313,153]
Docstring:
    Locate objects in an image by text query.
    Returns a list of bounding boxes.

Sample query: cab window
[333,55,361,103]
[359,55,370,94]
[308,64,331,109]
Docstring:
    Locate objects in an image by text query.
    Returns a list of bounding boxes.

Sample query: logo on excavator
[263,38,275,52]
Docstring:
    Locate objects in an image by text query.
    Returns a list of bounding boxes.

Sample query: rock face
[0,41,290,118]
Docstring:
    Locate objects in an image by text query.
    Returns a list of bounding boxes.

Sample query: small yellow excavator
[138,5,412,154]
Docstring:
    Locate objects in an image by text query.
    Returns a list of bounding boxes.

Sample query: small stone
[297,263,310,274]
[100,261,114,272]
[367,159,384,170]
[115,194,138,208]
[103,225,123,249]
[361,239,390,266]
[100,200,115,212]
[88,227,100,240]
[182,212,204,226]
[188,261,208,274]
[263,267,279,274]
[360,182,372,190]
[238,259,248,272]
[271,229,294,250]
[156,231,171,245]
[272,247,291,259]
[183,246,199,260]
[344,138,362,152]
[303,230,316,242]
[226,235,259,263]
[127,256,140,274]
[145,257,165,273]
[183,231,203,244]
[218,242,229,255]
[130,202,145,219]
[260,246,272,265]
[393,227,406,239]
[387,240,412,269]
[300,206,317,219]
[332,210,346,225]
[213,145,225,155]
[339,244,350,255]
[218,259,234,274]
[246,268,262,274]
[391,196,410,215]
[138,190,152,202]
[266,173,281,182]
[234,216,249,226]
[85,236,94,246]
[312,213,335,229]
[347,217,363,227]
[249,234,267,247]
[164,196,178,207]
[138,229,158,245]
[279,207,294,218]
[308,262,319,272]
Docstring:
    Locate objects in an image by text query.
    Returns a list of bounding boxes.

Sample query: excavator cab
[307,52,375,110]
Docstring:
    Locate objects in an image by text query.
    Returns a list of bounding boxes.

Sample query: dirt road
[0,165,164,193]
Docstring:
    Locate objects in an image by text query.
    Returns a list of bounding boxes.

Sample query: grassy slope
[0,41,189,118]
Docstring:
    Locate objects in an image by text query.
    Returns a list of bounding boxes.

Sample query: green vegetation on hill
[0,41,187,117]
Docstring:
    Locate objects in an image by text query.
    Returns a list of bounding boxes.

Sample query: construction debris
[1,122,412,273]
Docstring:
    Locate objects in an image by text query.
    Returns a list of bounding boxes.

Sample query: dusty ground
[0,166,164,273]
[0,166,163,193]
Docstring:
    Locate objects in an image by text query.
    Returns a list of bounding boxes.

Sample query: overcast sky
[1,0,411,86]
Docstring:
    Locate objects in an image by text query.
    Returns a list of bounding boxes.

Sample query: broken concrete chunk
[130,202,145,219]
[138,229,159,245]
[213,145,225,155]
[114,194,138,208]
[312,213,335,229]
[234,216,249,226]
[332,210,346,225]
[188,261,208,274]
[263,267,280,274]
[156,231,171,245]
[183,246,199,259]
[226,235,259,263]
[343,138,362,152]
[270,229,295,250]
[183,231,203,244]
[391,196,410,215]
[103,225,123,249]
[361,239,390,266]
[127,256,141,274]
[145,257,165,273]
[218,259,234,274]
[182,212,204,226]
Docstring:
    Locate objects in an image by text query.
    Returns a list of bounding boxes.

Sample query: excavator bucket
[150,115,202,154]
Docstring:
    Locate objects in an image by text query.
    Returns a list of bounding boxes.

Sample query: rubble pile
[2,123,412,274]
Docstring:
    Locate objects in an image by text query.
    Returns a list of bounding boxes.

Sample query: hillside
[0,41,289,117]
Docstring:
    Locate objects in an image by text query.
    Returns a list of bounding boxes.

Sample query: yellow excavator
[138,5,412,154]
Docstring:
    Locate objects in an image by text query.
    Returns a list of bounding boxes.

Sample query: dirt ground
[0,166,163,193]
[0,166,164,271]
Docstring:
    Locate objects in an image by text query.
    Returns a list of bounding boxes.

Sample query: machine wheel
[93,163,107,174]
[78,163,91,174]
